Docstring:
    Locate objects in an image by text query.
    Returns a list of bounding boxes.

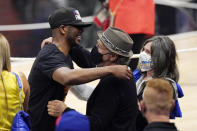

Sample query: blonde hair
[0,33,11,75]
[144,78,174,114]
[0,34,11,128]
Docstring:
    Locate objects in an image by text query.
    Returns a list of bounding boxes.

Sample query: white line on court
[177,47,197,53]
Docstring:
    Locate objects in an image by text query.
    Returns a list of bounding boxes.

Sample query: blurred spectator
[0,33,30,130]
[140,78,178,131]
[176,0,197,33]
[6,0,66,57]
[156,0,197,35]
[56,106,90,131]
[156,5,176,35]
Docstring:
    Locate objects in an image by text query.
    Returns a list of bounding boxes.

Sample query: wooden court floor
[12,32,197,131]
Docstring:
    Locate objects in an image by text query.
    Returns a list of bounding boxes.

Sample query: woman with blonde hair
[0,33,30,130]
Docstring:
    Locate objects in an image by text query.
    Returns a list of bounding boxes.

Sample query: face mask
[139,51,152,72]
[90,46,111,65]
[90,46,103,65]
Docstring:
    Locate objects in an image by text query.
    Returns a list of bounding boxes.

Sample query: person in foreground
[28,7,132,131]
[140,78,178,131]
[0,33,30,130]
[48,27,138,131]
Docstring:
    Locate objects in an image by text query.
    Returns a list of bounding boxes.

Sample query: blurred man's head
[56,110,90,131]
[90,27,134,66]
[140,78,175,117]
[48,7,91,47]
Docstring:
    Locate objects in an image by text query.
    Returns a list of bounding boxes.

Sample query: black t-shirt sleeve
[87,77,120,131]
[37,45,72,79]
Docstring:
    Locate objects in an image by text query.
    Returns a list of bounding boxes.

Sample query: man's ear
[110,53,118,62]
[170,100,175,112]
[139,101,147,115]
[59,25,67,35]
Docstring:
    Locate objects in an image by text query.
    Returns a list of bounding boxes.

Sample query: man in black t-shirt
[139,79,178,131]
[28,7,132,131]
[48,27,138,131]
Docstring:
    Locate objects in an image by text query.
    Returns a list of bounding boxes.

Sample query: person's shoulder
[42,44,57,50]
[102,75,119,82]
[102,75,134,85]
[40,44,60,55]
[144,122,178,131]
[36,44,65,61]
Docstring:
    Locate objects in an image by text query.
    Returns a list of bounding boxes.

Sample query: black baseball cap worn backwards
[48,7,92,29]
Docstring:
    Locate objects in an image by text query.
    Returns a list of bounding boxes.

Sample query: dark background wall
[0,0,196,57]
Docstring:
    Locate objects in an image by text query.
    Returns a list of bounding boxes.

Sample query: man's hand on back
[109,65,132,80]
[41,37,52,49]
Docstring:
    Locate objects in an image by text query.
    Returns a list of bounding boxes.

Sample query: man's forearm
[63,66,112,86]
[53,65,131,86]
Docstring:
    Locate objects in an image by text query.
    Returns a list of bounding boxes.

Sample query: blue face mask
[139,51,152,72]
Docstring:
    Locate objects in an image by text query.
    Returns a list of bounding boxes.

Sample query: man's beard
[66,33,81,48]
[67,35,77,48]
